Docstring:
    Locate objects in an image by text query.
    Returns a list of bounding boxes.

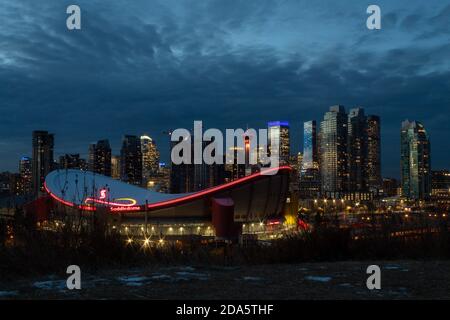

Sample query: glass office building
[400,120,431,199]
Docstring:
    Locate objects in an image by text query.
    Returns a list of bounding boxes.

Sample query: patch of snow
[151,274,172,281]
[339,283,352,287]
[175,272,209,281]
[177,266,196,272]
[125,282,144,287]
[116,276,149,287]
[117,276,148,283]
[90,278,110,283]
[242,276,262,281]
[0,290,18,297]
[298,267,309,271]
[384,264,401,270]
[33,280,66,290]
[305,276,332,282]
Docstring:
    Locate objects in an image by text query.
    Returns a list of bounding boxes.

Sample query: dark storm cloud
[0,0,449,177]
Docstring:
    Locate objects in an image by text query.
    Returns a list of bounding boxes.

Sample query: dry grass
[1,210,449,279]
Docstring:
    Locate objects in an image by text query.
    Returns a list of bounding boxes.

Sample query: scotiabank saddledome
[44,166,291,223]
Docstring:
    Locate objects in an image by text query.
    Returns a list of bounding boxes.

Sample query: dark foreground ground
[1,261,449,299]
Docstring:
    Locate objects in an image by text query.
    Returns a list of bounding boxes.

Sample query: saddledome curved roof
[44,166,291,212]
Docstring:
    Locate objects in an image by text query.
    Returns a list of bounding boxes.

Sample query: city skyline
[0,112,442,181]
[1,1,450,304]
[1,0,449,177]
[13,111,433,201]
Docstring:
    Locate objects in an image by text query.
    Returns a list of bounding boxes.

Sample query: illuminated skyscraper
[141,135,160,188]
[169,133,194,193]
[431,170,450,203]
[302,121,318,172]
[32,130,54,195]
[59,154,86,170]
[268,121,290,165]
[383,178,399,197]
[147,162,171,193]
[319,106,348,196]
[19,156,32,195]
[347,107,368,192]
[366,115,381,192]
[120,135,143,186]
[400,120,431,199]
[193,140,225,191]
[290,152,302,173]
[88,140,112,176]
[170,132,225,193]
[226,145,246,181]
[111,155,120,180]
[300,120,321,198]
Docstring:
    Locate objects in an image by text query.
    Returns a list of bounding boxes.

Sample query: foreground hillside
[1,260,449,299]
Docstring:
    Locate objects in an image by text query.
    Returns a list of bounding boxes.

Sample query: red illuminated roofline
[44,182,97,211]
[44,182,75,208]
[44,166,291,212]
[147,166,292,210]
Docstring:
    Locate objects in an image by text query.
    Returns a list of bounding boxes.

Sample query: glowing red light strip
[44,182,75,207]
[147,166,291,210]
[44,182,97,211]
[79,205,97,211]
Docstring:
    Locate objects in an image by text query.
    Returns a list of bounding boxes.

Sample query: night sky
[0,0,449,177]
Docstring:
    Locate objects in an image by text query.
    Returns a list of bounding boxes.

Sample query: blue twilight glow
[268,121,289,127]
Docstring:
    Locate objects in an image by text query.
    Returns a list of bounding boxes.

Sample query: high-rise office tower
[194,141,226,191]
[59,154,86,170]
[347,107,368,192]
[169,132,224,193]
[431,170,450,202]
[156,162,171,193]
[383,178,399,197]
[268,121,290,166]
[170,162,194,193]
[302,120,319,172]
[88,139,112,176]
[120,135,142,186]
[32,130,54,195]
[169,134,194,193]
[319,106,348,195]
[193,140,211,191]
[366,115,381,191]
[400,120,431,199]
[19,156,32,195]
[194,162,210,191]
[147,162,171,193]
[111,155,120,180]
[141,135,160,188]
[300,120,321,198]
[289,152,302,173]
[208,162,226,188]
[225,141,248,181]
